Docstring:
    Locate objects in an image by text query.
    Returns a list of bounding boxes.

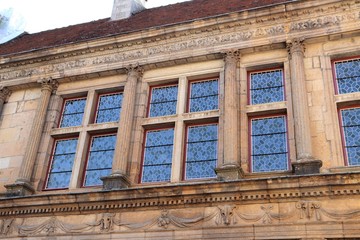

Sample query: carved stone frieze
[0,1,359,82]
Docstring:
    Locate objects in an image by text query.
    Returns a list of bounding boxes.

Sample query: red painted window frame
[139,126,175,184]
[58,96,87,128]
[182,121,219,181]
[81,132,117,188]
[331,56,360,95]
[247,67,286,105]
[337,105,360,166]
[186,77,220,113]
[43,136,79,191]
[146,83,178,118]
[248,113,290,173]
[92,91,123,124]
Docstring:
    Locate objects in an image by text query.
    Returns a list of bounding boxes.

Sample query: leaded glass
[250,69,284,105]
[60,98,86,127]
[46,138,78,189]
[84,134,116,186]
[251,116,288,172]
[340,107,360,166]
[189,79,219,112]
[95,92,123,123]
[141,128,174,183]
[335,59,360,94]
[149,85,178,117]
[185,124,218,179]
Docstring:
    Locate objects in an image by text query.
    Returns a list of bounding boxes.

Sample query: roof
[0,0,292,56]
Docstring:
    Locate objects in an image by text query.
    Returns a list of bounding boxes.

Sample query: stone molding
[0,1,359,83]
[2,200,360,237]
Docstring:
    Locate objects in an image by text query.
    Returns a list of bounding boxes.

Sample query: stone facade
[1,0,360,239]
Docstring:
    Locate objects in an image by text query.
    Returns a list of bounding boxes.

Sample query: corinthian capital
[223,50,241,64]
[37,78,59,93]
[125,64,144,79]
[286,38,305,59]
[0,86,12,102]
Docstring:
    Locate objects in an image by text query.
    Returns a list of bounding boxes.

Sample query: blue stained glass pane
[60,98,86,127]
[46,138,78,189]
[335,59,360,94]
[250,69,284,105]
[142,129,174,183]
[185,124,218,180]
[84,134,116,186]
[341,107,360,166]
[189,79,219,112]
[251,116,288,172]
[96,93,123,123]
[149,85,178,117]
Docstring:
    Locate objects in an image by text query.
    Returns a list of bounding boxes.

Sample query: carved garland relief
[2,201,360,237]
[0,1,359,82]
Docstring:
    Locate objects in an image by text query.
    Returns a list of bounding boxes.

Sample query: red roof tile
[0,0,292,56]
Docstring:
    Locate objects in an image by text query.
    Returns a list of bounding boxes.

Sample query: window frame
[186,77,219,113]
[248,114,290,173]
[146,83,179,118]
[332,56,360,95]
[247,67,286,105]
[92,91,124,124]
[58,96,87,128]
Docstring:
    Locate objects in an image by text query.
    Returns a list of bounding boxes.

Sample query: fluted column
[287,39,322,175]
[215,50,244,180]
[102,65,143,189]
[5,78,58,196]
[0,86,11,115]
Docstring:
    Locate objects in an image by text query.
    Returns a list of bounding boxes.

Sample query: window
[184,123,218,180]
[141,75,220,183]
[148,84,178,117]
[250,115,289,173]
[95,92,123,123]
[339,107,360,166]
[141,128,174,183]
[249,69,285,105]
[45,138,78,189]
[83,133,117,186]
[59,97,87,127]
[188,79,219,112]
[333,58,360,94]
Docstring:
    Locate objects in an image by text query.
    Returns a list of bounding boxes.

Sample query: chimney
[111,0,146,20]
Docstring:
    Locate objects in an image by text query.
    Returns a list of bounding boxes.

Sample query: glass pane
[95,93,123,123]
[250,69,284,105]
[185,124,218,180]
[341,107,360,166]
[142,128,174,183]
[46,138,78,189]
[335,59,360,94]
[251,116,288,172]
[60,98,86,127]
[84,134,116,186]
[189,79,218,112]
[149,85,178,117]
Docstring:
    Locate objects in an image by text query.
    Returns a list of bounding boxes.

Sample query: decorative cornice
[0,1,359,83]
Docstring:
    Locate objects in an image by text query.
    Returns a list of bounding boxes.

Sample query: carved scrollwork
[286,38,305,59]
[296,201,322,221]
[37,78,59,93]
[125,64,144,79]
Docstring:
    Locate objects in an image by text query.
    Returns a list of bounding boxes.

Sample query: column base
[5,181,35,197]
[215,164,244,181]
[292,159,322,175]
[101,174,130,190]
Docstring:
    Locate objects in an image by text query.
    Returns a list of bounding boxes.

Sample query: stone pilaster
[5,78,58,197]
[287,39,322,175]
[0,86,11,115]
[102,65,143,190]
[215,51,244,180]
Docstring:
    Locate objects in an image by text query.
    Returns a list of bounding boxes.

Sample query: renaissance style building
[0,0,360,239]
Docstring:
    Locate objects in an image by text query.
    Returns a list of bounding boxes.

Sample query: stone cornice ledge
[1,172,360,217]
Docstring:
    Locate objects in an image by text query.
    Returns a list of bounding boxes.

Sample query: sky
[0,0,190,34]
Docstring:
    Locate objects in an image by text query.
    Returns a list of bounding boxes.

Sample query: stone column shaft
[0,86,11,115]
[215,51,243,180]
[5,78,58,196]
[102,65,143,189]
[287,39,322,174]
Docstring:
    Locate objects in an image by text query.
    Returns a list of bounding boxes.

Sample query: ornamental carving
[0,86,11,101]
